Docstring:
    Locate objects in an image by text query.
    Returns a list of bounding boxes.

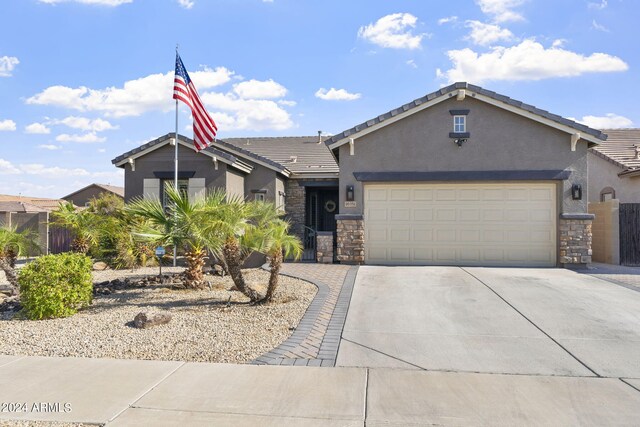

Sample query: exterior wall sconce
[571,184,582,200]
[346,185,355,201]
[453,138,468,147]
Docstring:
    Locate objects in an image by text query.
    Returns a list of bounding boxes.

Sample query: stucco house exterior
[588,129,640,203]
[62,183,125,207]
[587,129,640,265]
[113,82,605,268]
[112,133,340,260]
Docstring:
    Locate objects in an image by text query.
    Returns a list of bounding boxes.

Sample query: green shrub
[18,253,93,320]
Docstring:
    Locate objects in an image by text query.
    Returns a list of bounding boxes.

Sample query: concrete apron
[1,356,640,426]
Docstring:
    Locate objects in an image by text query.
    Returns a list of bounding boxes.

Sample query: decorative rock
[213,263,226,277]
[93,261,109,271]
[133,311,172,329]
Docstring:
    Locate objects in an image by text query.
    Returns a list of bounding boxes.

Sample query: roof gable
[325,82,607,151]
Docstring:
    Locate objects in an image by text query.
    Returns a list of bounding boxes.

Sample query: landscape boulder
[92,261,108,271]
[133,311,172,329]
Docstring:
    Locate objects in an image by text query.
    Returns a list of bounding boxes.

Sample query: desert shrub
[18,253,93,320]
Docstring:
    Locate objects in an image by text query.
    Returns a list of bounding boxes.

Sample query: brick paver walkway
[252,263,358,367]
[583,262,640,291]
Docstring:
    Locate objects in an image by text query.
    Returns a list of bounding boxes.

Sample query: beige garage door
[364,183,556,267]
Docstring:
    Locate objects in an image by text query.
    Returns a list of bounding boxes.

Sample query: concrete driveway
[337,266,640,378]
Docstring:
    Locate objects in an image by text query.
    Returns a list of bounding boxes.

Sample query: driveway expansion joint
[460,267,601,378]
[252,264,358,367]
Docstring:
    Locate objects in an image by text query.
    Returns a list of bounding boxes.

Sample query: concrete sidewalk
[1,355,640,426]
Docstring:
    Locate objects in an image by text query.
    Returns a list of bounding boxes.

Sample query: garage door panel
[364,183,556,267]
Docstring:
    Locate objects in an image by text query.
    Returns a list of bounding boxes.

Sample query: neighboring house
[588,129,640,203]
[113,82,605,268]
[587,129,640,265]
[62,183,125,207]
[0,194,68,212]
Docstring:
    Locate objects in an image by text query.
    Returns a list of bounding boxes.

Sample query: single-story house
[62,183,125,207]
[113,82,606,268]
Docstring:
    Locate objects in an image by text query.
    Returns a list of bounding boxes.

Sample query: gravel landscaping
[0,266,316,364]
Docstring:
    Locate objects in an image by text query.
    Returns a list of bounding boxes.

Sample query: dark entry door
[620,203,640,265]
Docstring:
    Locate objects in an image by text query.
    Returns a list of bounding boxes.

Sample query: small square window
[254,193,265,202]
[453,116,466,133]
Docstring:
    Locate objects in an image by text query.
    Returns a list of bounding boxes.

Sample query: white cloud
[438,16,458,25]
[573,113,633,129]
[0,56,19,77]
[55,132,106,143]
[437,39,628,83]
[592,20,610,32]
[358,13,426,50]
[233,79,287,99]
[315,88,361,101]
[97,148,106,153]
[20,164,90,177]
[26,67,233,117]
[588,0,607,10]
[476,0,525,23]
[552,39,567,48]
[25,123,51,134]
[38,0,132,5]
[200,92,293,131]
[38,144,61,150]
[177,0,193,8]
[0,159,21,175]
[465,20,514,46]
[278,100,297,107]
[0,119,17,131]
[406,59,418,69]
[52,116,117,132]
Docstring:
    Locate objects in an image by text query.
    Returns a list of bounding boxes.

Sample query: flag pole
[173,44,179,267]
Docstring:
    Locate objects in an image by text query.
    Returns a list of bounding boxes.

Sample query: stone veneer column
[284,179,305,241]
[559,213,593,267]
[336,214,364,265]
[316,231,334,264]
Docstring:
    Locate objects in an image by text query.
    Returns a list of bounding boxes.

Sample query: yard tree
[0,225,40,297]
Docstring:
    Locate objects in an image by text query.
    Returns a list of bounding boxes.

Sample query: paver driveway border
[252,263,359,367]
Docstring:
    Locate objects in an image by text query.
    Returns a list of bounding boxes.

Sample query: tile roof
[0,201,50,213]
[590,129,640,171]
[221,136,339,174]
[324,82,607,147]
[0,195,67,211]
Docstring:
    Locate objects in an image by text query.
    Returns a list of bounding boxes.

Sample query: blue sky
[0,0,636,198]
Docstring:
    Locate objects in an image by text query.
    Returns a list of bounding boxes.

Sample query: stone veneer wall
[336,215,364,264]
[559,214,593,267]
[316,232,334,264]
[285,179,305,241]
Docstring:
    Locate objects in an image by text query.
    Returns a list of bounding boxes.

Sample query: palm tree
[0,225,40,297]
[197,195,263,302]
[50,202,100,254]
[126,184,218,289]
[261,219,302,302]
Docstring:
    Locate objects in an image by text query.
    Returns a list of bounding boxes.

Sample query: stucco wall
[123,143,227,202]
[243,163,278,202]
[337,96,589,216]
[226,170,245,200]
[588,152,640,203]
[64,186,119,207]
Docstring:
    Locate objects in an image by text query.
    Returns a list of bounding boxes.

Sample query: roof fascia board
[211,142,291,177]
[289,172,340,179]
[328,94,452,150]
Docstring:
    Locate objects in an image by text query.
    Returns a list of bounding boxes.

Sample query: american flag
[173,54,218,151]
